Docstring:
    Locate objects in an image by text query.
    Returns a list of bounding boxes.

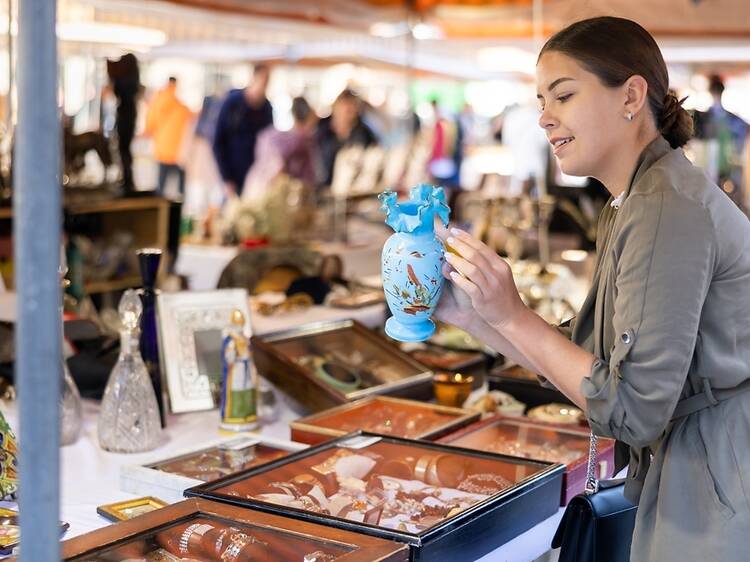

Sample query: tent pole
[15,0,61,560]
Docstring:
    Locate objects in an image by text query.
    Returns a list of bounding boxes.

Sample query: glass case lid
[192,433,559,538]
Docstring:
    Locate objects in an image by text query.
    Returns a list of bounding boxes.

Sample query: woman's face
[536,51,629,179]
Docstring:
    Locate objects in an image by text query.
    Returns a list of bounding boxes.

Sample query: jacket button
[621,332,632,344]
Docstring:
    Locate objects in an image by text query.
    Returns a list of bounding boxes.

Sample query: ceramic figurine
[220,309,258,431]
[379,184,450,342]
[98,290,162,453]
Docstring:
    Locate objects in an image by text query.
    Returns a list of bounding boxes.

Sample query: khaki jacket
[571,136,750,561]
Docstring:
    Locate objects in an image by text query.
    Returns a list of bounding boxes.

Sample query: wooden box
[438,415,615,505]
[186,432,564,562]
[120,435,307,503]
[57,498,408,561]
[290,396,480,445]
[251,319,434,412]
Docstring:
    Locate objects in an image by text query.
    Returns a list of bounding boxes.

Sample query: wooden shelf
[84,276,142,295]
[0,197,171,294]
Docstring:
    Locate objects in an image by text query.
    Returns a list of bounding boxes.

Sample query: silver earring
[626,112,633,121]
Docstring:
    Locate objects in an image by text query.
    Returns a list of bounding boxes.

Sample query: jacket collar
[619,135,673,204]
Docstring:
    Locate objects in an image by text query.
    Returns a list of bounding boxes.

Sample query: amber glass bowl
[433,372,474,407]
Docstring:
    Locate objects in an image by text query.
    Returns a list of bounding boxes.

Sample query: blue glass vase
[379,184,450,342]
[137,248,165,427]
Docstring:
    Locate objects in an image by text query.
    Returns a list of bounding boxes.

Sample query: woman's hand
[442,228,527,331]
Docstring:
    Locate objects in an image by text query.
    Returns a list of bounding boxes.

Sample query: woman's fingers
[444,251,491,292]
[449,228,507,274]
[448,271,483,305]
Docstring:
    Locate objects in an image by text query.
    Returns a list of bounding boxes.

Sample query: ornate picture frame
[157,289,252,413]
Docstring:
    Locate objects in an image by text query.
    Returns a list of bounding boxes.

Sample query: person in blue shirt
[212,64,274,197]
[693,75,749,208]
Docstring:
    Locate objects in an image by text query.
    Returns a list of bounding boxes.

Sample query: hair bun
[660,93,693,148]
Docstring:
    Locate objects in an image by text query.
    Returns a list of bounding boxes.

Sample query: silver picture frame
[157,289,251,413]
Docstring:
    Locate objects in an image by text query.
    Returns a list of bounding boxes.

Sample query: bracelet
[313,360,361,392]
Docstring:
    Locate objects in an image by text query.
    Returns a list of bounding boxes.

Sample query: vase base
[385,316,435,343]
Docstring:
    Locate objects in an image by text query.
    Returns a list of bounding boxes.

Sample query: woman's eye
[557,93,573,103]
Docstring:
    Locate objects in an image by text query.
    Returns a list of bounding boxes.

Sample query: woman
[437,17,750,561]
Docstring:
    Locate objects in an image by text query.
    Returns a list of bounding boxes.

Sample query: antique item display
[0,507,69,556]
[252,319,433,412]
[220,309,258,431]
[403,343,486,374]
[438,416,615,504]
[97,497,168,522]
[137,248,166,427]
[290,396,479,445]
[432,372,474,408]
[488,363,573,411]
[98,290,162,453]
[328,288,385,309]
[157,289,252,413]
[61,498,408,561]
[121,435,308,503]
[527,403,585,425]
[0,413,17,499]
[379,184,450,342]
[464,389,526,416]
[186,432,564,561]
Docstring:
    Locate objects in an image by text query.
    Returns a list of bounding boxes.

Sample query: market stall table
[0,397,562,561]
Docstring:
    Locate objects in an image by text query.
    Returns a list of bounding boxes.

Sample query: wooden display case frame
[57,498,408,561]
[290,395,480,446]
[438,415,615,505]
[251,319,435,412]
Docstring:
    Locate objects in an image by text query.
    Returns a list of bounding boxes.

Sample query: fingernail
[446,236,455,245]
[450,228,462,236]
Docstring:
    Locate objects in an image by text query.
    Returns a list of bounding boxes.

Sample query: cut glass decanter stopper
[98,289,162,453]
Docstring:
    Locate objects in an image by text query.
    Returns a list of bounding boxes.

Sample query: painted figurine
[379,184,451,342]
[220,309,258,431]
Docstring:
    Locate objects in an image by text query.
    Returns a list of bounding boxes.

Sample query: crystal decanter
[60,251,82,446]
[98,289,162,453]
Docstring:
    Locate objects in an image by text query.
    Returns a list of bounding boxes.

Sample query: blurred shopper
[437,16,750,562]
[145,77,193,197]
[243,96,318,201]
[212,64,274,197]
[315,88,377,188]
[498,100,550,196]
[694,75,749,208]
[106,53,141,194]
[428,99,463,189]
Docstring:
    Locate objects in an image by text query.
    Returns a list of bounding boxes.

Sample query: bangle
[313,360,361,392]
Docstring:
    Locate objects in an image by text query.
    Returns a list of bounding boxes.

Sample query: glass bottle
[98,289,162,453]
[60,249,82,446]
[136,248,165,427]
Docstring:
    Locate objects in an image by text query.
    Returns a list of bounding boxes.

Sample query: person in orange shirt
[145,77,193,196]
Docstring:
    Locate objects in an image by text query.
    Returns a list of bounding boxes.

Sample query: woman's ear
[623,75,649,117]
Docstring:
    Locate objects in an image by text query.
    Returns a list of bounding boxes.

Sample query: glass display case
[121,435,308,503]
[186,432,564,561]
[58,498,408,561]
[251,320,434,412]
[488,363,575,412]
[438,415,615,504]
[290,396,479,445]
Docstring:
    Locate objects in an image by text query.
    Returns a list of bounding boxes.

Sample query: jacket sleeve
[212,96,233,182]
[582,191,716,448]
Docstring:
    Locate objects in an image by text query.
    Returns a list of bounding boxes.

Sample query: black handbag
[551,433,637,562]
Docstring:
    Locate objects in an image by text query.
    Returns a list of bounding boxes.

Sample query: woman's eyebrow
[547,77,575,92]
[536,77,575,100]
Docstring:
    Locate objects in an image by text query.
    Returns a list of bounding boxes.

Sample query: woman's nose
[538,107,556,130]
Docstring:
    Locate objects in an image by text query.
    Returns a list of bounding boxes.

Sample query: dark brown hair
[539,17,692,148]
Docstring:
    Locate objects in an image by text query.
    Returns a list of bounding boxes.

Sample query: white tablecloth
[1,392,563,561]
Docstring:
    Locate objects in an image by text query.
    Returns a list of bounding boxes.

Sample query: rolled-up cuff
[580,358,625,439]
